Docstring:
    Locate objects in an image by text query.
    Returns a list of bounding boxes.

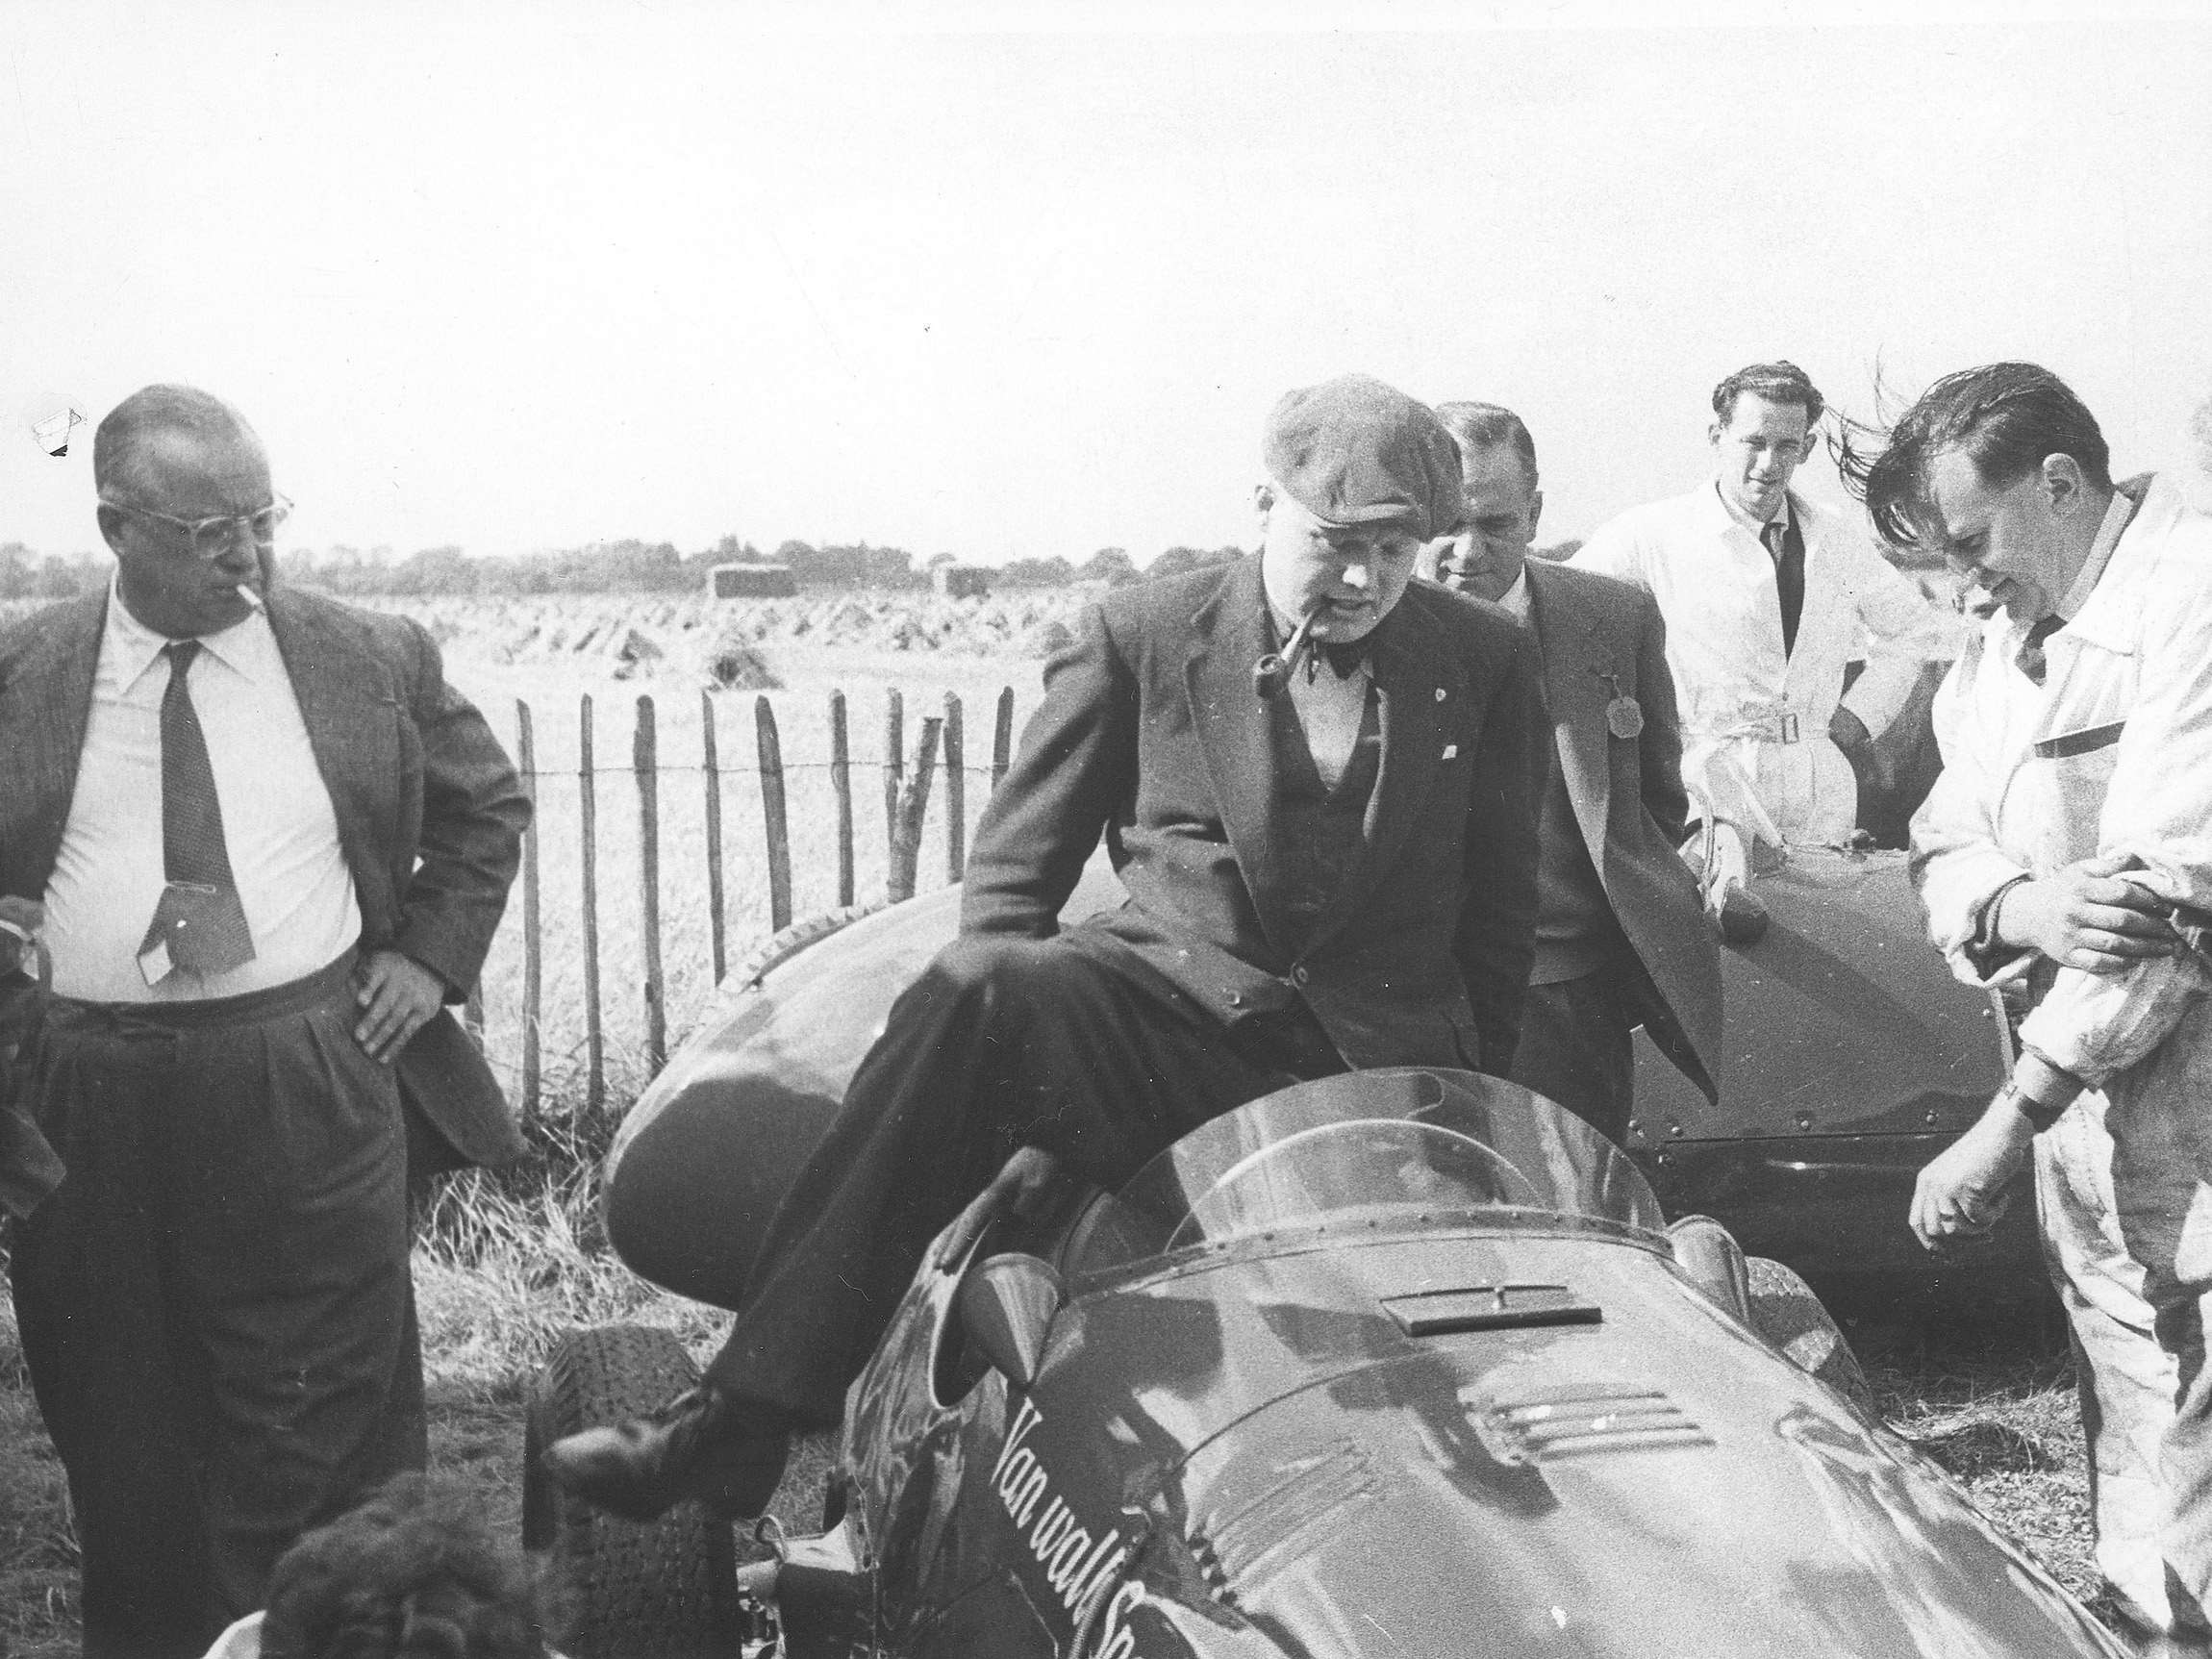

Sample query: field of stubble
[0,588,2106,1654]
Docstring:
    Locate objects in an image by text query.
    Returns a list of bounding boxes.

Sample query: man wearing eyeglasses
[1573,362,1948,851]
[0,385,529,1659]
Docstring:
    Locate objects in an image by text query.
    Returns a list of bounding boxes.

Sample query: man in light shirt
[1864,362,2212,1649]
[0,386,529,1659]
[1422,402,1720,1142]
[1573,361,1948,848]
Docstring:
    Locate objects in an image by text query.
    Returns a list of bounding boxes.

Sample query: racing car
[521,849,2099,1658]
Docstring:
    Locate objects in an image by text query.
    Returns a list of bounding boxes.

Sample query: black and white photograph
[4,2,2212,1655]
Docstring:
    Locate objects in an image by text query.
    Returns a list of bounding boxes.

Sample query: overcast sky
[3,0,2208,566]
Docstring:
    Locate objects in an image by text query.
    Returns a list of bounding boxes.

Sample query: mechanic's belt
[1707,711,1801,744]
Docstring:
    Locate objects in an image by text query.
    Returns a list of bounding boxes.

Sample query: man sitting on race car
[545,373,1549,1522]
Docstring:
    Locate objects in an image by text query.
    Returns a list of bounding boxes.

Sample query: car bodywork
[605,844,2031,1316]
[737,1068,2120,1658]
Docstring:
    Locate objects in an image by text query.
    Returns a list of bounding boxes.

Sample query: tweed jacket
[0,584,531,1207]
[959,556,1548,1074]
[1522,559,1722,1100]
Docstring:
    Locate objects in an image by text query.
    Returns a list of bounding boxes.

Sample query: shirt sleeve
[1909,637,2036,986]
[1569,515,1646,591]
[1838,534,1953,739]
[2011,574,2212,1084]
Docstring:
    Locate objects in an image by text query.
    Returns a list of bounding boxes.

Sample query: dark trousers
[7,955,423,1659]
[705,929,1344,1422]
[1508,961,1637,1146]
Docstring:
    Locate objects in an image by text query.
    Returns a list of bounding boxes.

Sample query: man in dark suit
[0,385,529,1659]
[1425,402,1722,1140]
[549,373,1548,1522]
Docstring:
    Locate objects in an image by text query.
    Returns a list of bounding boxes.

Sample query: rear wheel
[1746,1256,1875,1417]
[523,1324,741,1659]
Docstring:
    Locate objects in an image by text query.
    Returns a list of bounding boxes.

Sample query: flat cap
[1263,374,1462,540]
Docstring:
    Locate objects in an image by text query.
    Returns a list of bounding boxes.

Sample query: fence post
[943,691,965,883]
[579,694,604,1116]
[882,690,904,880]
[700,690,726,985]
[756,695,792,933]
[993,687,1015,791]
[887,716,943,903]
[635,694,666,1074]
[516,698,541,1119]
[829,690,854,909]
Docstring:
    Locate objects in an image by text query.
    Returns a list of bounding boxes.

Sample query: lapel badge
[1442,743,1458,760]
[1434,687,1446,701]
[1596,671,1644,740]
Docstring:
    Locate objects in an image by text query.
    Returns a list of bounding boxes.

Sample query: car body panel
[605,846,2031,1313]
[819,1071,2124,1659]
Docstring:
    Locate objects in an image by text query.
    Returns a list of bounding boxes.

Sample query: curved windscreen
[1072,1068,1666,1277]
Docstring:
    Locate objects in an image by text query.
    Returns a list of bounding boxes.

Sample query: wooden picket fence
[475,686,1019,1119]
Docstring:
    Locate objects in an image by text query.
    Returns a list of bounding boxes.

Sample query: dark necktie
[1318,638,1369,679]
[2016,616,2064,687]
[138,641,256,980]
[1763,515,1806,657]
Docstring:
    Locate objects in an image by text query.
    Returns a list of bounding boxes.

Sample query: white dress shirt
[1269,604,1373,792]
[1573,480,1952,844]
[42,584,363,1002]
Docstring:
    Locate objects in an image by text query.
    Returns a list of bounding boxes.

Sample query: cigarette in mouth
[236,585,264,610]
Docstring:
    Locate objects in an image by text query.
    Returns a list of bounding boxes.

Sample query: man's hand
[1910,1100,2035,1251]
[1827,706,1873,754]
[353,950,447,1065]
[929,1147,1062,1272]
[1997,851,2178,973]
[1827,706,1895,796]
[0,897,42,980]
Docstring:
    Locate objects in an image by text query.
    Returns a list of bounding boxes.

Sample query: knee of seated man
[929,934,1103,1021]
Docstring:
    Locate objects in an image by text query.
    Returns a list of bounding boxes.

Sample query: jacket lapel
[1183,560,1285,937]
[1527,564,1615,876]
[264,590,401,890]
[0,593,106,896]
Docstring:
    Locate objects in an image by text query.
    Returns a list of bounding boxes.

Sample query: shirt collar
[1713,477,1790,539]
[1496,567,1532,621]
[2054,483,2143,623]
[103,571,273,689]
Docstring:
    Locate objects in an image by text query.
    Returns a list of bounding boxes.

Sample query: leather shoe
[543,1382,791,1522]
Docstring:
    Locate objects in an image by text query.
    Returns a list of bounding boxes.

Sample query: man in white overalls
[1869,362,2212,1653]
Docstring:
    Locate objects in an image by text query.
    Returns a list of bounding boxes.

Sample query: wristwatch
[1996,1078,2068,1133]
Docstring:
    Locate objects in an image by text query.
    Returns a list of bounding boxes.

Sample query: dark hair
[1712,362,1823,428]
[1433,401,1539,487]
[1841,362,2112,551]
[92,384,261,500]
[259,1474,556,1659]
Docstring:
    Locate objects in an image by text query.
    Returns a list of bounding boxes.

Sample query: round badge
[1606,695,1645,740]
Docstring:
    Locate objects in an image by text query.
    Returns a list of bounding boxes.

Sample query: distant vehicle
[712,561,800,599]
[931,565,992,600]
[526,1067,2121,1658]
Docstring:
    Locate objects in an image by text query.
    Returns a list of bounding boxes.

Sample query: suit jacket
[0,584,531,1203]
[1523,559,1722,1101]
[960,556,1547,1073]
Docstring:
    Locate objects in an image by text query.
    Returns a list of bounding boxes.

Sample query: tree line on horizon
[2,532,1586,603]
[0,535,1260,600]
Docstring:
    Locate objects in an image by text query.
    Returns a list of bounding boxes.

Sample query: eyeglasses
[100,493,291,560]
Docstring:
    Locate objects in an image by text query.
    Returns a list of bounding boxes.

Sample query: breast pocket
[2012,725,2124,871]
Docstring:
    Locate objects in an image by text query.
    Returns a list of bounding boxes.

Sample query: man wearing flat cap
[549,373,1549,1521]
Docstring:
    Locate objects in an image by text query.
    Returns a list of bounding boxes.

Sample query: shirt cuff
[1963,873,2033,978]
